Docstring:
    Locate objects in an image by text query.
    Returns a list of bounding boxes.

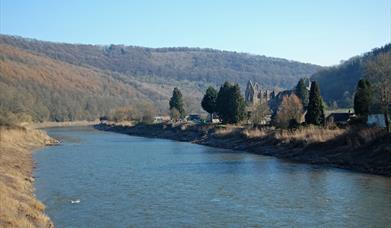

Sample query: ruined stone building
[245,80,303,114]
[245,80,276,107]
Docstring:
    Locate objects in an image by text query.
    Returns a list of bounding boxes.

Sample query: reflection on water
[34,127,391,227]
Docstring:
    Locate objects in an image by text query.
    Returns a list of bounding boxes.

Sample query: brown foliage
[0,34,321,91]
[275,94,303,128]
[249,102,271,125]
[0,43,204,122]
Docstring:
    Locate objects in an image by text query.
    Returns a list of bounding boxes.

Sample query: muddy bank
[96,123,391,176]
[0,126,57,227]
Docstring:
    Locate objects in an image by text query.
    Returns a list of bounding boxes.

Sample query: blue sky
[0,0,390,66]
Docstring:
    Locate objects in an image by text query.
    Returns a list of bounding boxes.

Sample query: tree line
[1,34,321,93]
[168,52,389,132]
[169,79,325,127]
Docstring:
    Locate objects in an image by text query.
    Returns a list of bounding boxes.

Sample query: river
[34,127,391,227]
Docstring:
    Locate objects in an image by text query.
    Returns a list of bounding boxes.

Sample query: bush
[276,94,303,128]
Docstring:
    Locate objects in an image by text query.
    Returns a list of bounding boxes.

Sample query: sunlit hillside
[0,35,321,121]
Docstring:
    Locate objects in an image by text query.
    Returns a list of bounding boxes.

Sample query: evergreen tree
[231,84,246,123]
[305,81,325,125]
[354,79,372,121]
[216,82,245,124]
[216,82,231,123]
[169,87,185,118]
[201,86,218,115]
[169,107,180,121]
[295,78,309,108]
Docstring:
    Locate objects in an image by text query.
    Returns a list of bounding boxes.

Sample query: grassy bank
[0,126,57,228]
[29,120,100,129]
[96,123,391,176]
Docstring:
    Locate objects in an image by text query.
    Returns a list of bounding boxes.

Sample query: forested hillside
[0,35,321,89]
[311,44,391,108]
[0,43,203,121]
[0,34,321,122]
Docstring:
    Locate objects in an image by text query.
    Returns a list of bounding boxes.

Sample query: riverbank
[0,126,57,227]
[28,120,100,129]
[96,123,391,176]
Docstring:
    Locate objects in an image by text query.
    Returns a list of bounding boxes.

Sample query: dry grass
[0,127,55,227]
[213,125,243,138]
[215,125,346,144]
[274,125,346,144]
[241,126,346,144]
[241,128,269,138]
[29,120,100,129]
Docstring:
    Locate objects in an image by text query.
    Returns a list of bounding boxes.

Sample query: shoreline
[28,120,100,129]
[96,123,391,177]
[0,126,57,227]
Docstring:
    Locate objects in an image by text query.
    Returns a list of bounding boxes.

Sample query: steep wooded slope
[0,43,202,121]
[0,35,321,121]
[311,43,391,108]
[0,35,321,89]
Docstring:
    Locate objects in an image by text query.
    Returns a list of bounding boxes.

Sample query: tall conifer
[354,79,372,121]
[216,82,245,124]
[305,81,325,125]
[169,87,185,118]
[201,86,218,116]
[295,78,309,108]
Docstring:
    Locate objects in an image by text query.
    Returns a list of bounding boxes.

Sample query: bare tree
[365,53,391,132]
[276,94,304,128]
[250,102,271,126]
[137,101,157,124]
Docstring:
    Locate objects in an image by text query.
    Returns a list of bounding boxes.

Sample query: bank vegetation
[0,126,56,227]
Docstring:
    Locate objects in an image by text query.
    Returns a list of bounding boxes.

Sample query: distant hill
[311,43,391,108]
[0,43,154,121]
[0,35,321,89]
[0,43,203,121]
[0,34,321,122]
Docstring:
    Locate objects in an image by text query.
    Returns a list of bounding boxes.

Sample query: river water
[34,127,391,227]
